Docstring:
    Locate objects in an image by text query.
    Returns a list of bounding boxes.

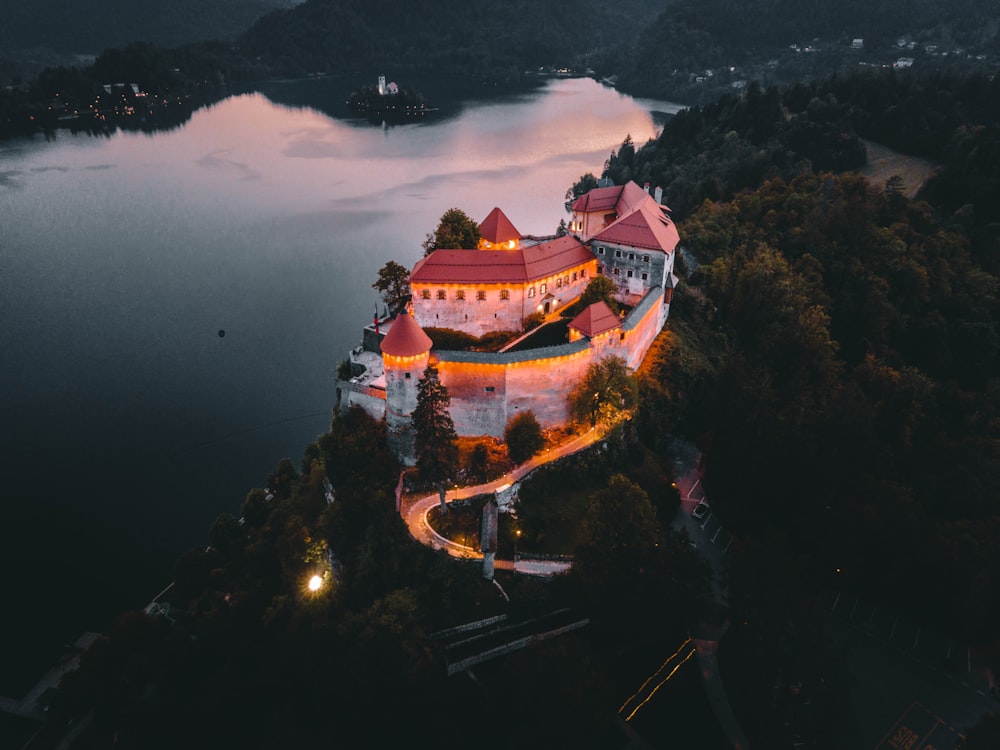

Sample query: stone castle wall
[338,289,667,452]
[435,287,666,437]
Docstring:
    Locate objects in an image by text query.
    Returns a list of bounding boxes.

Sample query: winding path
[400,426,606,574]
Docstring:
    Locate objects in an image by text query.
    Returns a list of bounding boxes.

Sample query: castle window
[436,290,446,300]
[627,270,633,278]
[556,278,562,288]
[500,289,510,300]
[597,246,605,255]
[613,268,621,276]
[484,386,495,392]
[564,276,569,285]
[540,283,547,294]
[597,265,603,275]
[615,250,622,258]
[581,269,587,277]
[528,286,536,298]
[421,289,431,299]
[456,289,466,301]
[572,272,577,281]
[642,255,650,263]
[629,253,635,261]
[641,272,648,281]
[477,290,486,301]
[404,372,411,379]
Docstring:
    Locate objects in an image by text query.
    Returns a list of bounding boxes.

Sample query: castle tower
[478,207,521,250]
[380,311,433,465]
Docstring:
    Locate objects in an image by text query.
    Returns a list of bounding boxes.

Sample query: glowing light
[308,575,323,592]
[620,640,697,721]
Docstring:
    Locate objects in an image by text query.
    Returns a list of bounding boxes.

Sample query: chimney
[654,186,663,205]
[644,182,650,193]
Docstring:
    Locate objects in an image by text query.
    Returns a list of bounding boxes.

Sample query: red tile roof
[410,235,593,285]
[569,301,620,338]
[593,201,680,253]
[570,180,651,215]
[380,312,432,357]
[479,207,520,245]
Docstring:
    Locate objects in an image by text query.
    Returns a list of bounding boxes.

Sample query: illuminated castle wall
[335,182,680,462]
[432,287,665,437]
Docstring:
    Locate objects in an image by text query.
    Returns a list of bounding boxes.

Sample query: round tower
[380,311,433,465]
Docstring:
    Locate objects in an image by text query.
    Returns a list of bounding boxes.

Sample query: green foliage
[265,457,298,500]
[568,474,710,630]
[421,207,480,254]
[568,355,639,426]
[522,311,545,331]
[576,275,620,314]
[336,357,352,381]
[239,488,272,534]
[237,0,669,84]
[504,411,545,464]
[564,172,599,209]
[412,367,459,486]
[458,437,511,484]
[670,168,1000,641]
[371,259,411,312]
[423,326,518,352]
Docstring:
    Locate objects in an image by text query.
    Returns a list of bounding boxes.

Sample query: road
[400,426,605,574]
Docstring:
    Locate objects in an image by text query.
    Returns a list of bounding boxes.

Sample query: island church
[337,180,680,463]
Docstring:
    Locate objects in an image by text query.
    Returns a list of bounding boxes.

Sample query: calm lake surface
[0,76,682,689]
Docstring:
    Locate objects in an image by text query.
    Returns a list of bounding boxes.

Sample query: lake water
[0,76,682,690]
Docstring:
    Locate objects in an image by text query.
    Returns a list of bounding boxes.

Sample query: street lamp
[307,574,323,593]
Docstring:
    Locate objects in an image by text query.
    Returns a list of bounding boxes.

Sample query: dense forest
[0,0,296,82]
[47,411,709,748]
[614,70,1000,649]
[237,0,670,82]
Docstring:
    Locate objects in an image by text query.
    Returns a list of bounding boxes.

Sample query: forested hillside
[605,0,1000,103]
[623,70,1000,644]
[238,0,672,81]
[591,69,1000,268]
[0,0,297,56]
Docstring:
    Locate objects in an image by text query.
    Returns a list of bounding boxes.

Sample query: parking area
[824,590,995,696]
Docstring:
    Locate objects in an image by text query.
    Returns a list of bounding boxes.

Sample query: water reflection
[0,76,682,685]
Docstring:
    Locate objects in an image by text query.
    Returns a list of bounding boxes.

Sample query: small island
[347,75,434,123]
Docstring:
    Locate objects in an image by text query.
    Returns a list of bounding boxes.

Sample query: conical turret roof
[380,312,432,357]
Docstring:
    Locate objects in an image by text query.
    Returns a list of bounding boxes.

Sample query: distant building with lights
[336,181,680,463]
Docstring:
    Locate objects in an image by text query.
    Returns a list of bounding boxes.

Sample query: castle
[336,180,680,463]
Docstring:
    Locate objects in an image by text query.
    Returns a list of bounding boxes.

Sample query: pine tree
[412,366,459,509]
